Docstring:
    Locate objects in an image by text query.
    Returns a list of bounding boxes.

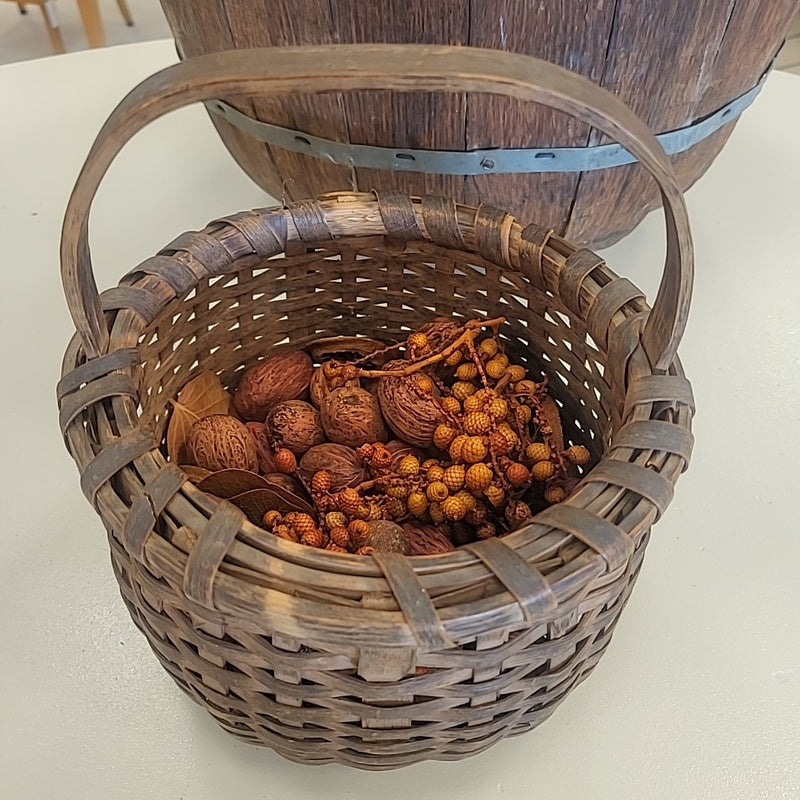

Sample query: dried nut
[366,520,410,554]
[233,349,313,420]
[244,422,277,474]
[377,365,446,448]
[525,442,552,463]
[564,445,591,466]
[402,523,456,555]
[309,363,360,408]
[266,400,325,455]
[273,448,297,474]
[264,473,306,495]
[187,414,258,472]
[321,387,388,447]
[298,443,366,493]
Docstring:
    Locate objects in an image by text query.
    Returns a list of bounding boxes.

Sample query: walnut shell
[266,400,325,456]
[309,364,360,409]
[384,439,426,470]
[367,520,411,554]
[187,414,258,472]
[297,443,367,493]
[321,387,388,447]
[233,349,313,421]
[377,364,446,448]
[402,523,456,555]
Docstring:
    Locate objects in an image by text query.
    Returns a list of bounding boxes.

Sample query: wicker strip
[58,372,138,434]
[56,347,138,401]
[607,313,646,392]
[217,210,288,256]
[122,464,186,560]
[612,419,694,460]
[375,191,424,240]
[516,223,553,288]
[79,429,156,505]
[463,538,557,620]
[583,460,675,518]
[474,205,513,267]
[585,278,645,350]
[535,505,633,572]
[559,248,605,316]
[420,196,466,251]
[372,552,454,651]
[162,231,235,273]
[624,374,696,417]
[183,503,245,610]
[289,199,331,242]
[100,286,162,323]
[124,255,198,295]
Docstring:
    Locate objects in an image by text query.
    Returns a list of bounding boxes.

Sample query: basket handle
[62,44,692,369]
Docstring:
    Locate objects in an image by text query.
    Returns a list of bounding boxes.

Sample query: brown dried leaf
[539,395,565,453]
[166,372,233,462]
[196,469,269,498]
[179,465,214,484]
[228,487,314,525]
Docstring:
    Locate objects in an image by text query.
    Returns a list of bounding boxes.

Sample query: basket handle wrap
[61,44,693,369]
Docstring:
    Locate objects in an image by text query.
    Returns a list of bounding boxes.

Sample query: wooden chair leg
[75,0,105,48]
[116,0,134,26]
[39,1,66,54]
[17,2,28,13]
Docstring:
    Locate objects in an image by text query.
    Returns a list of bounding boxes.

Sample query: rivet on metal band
[205,70,768,175]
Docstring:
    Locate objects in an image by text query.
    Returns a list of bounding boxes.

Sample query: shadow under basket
[57,48,694,770]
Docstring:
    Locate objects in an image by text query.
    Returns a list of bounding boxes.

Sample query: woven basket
[58,46,694,770]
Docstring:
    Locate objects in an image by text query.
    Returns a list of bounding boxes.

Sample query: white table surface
[1,39,799,800]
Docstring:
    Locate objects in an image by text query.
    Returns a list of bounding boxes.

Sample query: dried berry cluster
[166,317,593,555]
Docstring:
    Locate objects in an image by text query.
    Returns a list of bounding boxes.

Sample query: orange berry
[441,396,461,415]
[484,483,505,507]
[426,481,450,503]
[463,412,492,435]
[532,460,557,481]
[335,487,361,514]
[489,430,510,456]
[398,455,421,476]
[452,381,477,400]
[311,470,332,493]
[407,490,428,516]
[462,437,488,464]
[324,511,348,530]
[506,462,531,486]
[442,465,466,492]
[455,362,478,381]
[262,510,282,529]
[449,434,469,462]
[525,442,551,463]
[545,486,568,504]
[466,462,493,493]
[274,448,297,473]
[564,445,591,466]
[433,424,458,450]
[441,496,467,521]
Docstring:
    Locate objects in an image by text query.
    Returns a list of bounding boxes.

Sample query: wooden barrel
[161,0,796,247]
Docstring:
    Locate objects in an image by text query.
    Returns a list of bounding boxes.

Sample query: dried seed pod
[244,421,277,474]
[325,543,349,553]
[298,443,366,493]
[506,462,531,487]
[291,513,318,538]
[514,405,533,426]
[334,487,361,514]
[370,444,394,470]
[454,490,477,512]
[505,500,533,530]
[187,414,259,473]
[367,501,383,521]
[385,483,409,499]
[414,374,434,393]
[429,501,445,524]
[496,424,520,450]
[301,528,326,548]
[478,338,499,358]
[466,462,493,493]
[384,497,406,519]
[266,400,325,456]
[273,448,297,474]
[455,363,478,381]
[476,523,497,540]
[525,442,552,463]
[406,331,430,353]
[515,379,538,394]
[462,394,483,414]
[321,386,388,447]
[308,363,360,408]
[441,396,461,416]
[442,465,466,492]
[464,502,489,526]
[383,440,424,470]
[273,524,299,543]
[449,434,469,462]
[485,397,509,421]
[355,546,375,555]
[451,381,477,401]
[377,365,446,448]
[353,503,371,520]
[486,357,508,380]
[564,445,591,466]
[329,526,351,549]
[311,470,333,494]
[325,511,347,530]
[505,364,527,382]
[462,437,488,464]
[234,349,313,420]
[485,483,506,507]
[463,412,492,436]
[489,430,511,456]
[532,461,557,481]
[348,519,371,546]
[366,520,410,554]
[427,465,445,482]
[402,523,456,556]
[427,482,450,503]
[397,455,421,477]
[262,510,282,529]
[444,350,463,367]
